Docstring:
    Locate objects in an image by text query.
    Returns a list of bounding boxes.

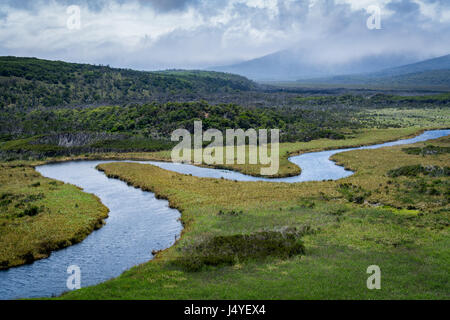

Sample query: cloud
[138,0,200,12]
[0,0,448,70]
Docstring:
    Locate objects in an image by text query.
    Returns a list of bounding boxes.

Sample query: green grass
[53,237,449,299]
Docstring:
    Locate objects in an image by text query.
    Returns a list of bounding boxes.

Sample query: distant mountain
[296,54,450,89]
[210,48,420,81]
[0,56,258,109]
[363,54,450,78]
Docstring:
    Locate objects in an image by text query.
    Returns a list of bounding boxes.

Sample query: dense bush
[0,133,176,160]
[21,206,41,217]
[0,100,354,146]
[387,165,450,177]
[402,145,450,156]
[338,183,372,204]
[173,230,307,271]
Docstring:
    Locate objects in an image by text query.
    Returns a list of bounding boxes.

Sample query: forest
[0,56,257,109]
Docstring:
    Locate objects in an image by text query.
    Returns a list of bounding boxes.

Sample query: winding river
[0,129,448,299]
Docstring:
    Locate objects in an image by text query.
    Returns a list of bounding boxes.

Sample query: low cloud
[0,0,448,70]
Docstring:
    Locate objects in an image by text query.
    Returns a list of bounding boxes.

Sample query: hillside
[371,54,450,77]
[211,48,419,81]
[0,57,258,109]
[294,54,450,89]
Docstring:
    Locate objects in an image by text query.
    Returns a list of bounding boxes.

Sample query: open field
[52,134,449,299]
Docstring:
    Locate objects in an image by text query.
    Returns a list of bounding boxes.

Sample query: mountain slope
[371,54,450,77]
[296,54,450,89]
[211,49,419,81]
[0,56,258,109]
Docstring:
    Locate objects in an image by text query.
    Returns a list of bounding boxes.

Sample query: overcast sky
[0,0,449,70]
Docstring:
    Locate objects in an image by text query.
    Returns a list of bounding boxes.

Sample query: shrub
[173,230,307,271]
[217,209,242,216]
[21,206,41,217]
[387,165,450,178]
[402,145,450,156]
[337,183,371,204]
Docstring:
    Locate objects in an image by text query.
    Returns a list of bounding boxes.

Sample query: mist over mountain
[294,54,450,89]
[210,48,423,81]
[369,54,450,77]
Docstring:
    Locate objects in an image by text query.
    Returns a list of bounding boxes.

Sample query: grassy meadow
[53,133,449,299]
